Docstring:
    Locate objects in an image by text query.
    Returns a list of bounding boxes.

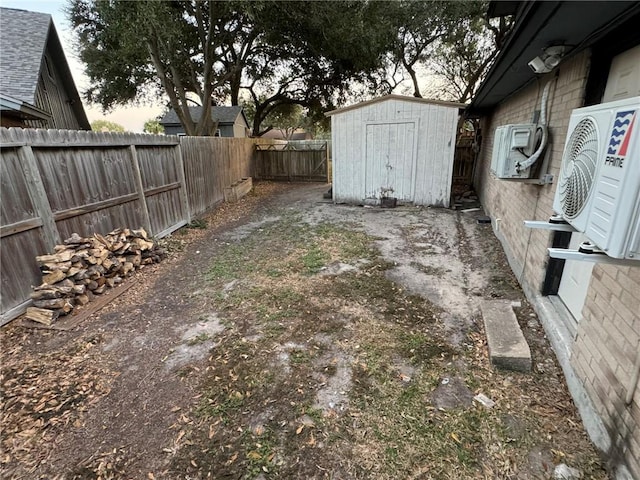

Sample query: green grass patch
[301,244,329,274]
[187,333,212,345]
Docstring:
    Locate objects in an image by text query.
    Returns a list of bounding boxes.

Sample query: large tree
[90,119,125,132]
[385,0,487,98]
[429,13,513,103]
[71,1,219,135]
[69,1,394,136]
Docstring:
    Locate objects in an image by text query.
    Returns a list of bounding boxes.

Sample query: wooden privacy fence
[0,128,255,324]
[254,142,328,182]
[181,137,253,217]
[452,136,475,185]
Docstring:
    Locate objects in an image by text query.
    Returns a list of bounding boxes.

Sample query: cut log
[76,294,90,306]
[30,289,62,301]
[42,270,67,285]
[126,253,142,268]
[57,279,75,289]
[34,298,68,309]
[40,261,72,272]
[71,251,89,262]
[131,228,149,240]
[36,251,73,264]
[122,262,135,275]
[25,307,59,325]
[102,257,115,271]
[94,233,110,247]
[58,299,74,315]
[66,267,82,277]
[32,226,164,317]
[64,233,85,245]
[74,270,89,281]
[132,238,154,251]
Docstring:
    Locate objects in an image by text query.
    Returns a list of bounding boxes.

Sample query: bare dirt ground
[1,182,608,479]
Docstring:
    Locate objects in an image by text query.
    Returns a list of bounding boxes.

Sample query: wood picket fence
[0,128,257,324]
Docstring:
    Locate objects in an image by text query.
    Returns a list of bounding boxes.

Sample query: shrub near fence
[0,128,255,324]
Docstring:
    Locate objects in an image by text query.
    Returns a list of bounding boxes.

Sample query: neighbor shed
[326,95,464,206]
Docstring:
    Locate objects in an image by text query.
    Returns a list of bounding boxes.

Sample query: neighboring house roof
[325,94,465,117]
[0,93,51,121]
[468,1,640,115]
[260,128,312,140]
[159,105,249,127]
[0,7,90,129]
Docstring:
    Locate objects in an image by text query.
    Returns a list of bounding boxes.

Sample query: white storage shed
[326,95,464,207]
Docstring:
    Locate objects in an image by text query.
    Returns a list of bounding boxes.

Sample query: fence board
[1,129,267,323]
[0,127,191,324]
[181,137,254,217]
[1,227,49,322]
[254,144,328,182]
[452,137,475,185]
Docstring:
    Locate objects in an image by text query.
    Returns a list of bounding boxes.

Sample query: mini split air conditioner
[553,96,640,259]
[490,124,537,178]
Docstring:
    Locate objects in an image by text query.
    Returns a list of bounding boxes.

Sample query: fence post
[324,142,329,182]
[174,142,191,223]
[129,145,152,234]
[18,145,61,250]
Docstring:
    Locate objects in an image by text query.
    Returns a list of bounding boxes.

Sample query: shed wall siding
[475,48,640,477]
[232,121,247,138]
[331,98,458,206]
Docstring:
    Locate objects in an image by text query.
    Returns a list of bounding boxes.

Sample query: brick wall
[572,265,640,477]
[476,50,591,293]
[476,48,640,478]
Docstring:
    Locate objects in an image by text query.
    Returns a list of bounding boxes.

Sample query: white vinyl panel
[365,124,381,198]
[337,115,353,201]
[431,107,448,205]
[346,110,359,200]
[413,104,425,203]
[397,122,408,196]
[424,104,437,204]
[431,107,447,204]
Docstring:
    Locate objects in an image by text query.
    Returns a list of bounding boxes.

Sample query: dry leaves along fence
[0,128,254,324]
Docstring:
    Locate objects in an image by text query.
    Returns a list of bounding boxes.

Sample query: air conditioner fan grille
[559,117,599,219]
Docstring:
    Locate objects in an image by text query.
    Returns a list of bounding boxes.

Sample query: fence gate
[254,142,328,182]
[452,135,475,186]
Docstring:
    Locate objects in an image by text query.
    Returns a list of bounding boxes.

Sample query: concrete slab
[481,299,532,372]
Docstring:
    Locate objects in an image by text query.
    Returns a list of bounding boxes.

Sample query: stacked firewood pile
[25,228,166,325]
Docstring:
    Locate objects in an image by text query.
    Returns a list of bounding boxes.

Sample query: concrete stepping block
[480,300,532,372]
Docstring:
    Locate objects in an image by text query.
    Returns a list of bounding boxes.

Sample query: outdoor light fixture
[528,45,567,74]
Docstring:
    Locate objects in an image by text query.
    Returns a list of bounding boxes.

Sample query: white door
[558,233,594,322]
[364,121,417,201]
[603,45,640,102]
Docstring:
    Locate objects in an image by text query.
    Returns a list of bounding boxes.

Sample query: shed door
[364,121,417,201]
